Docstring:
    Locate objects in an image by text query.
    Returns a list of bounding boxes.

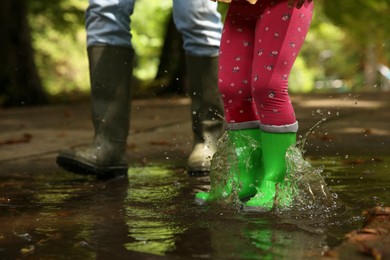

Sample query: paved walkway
[0,92,389,174]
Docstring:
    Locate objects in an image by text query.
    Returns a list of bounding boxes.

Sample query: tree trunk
[363,42,378,89]
[0,0,48,107]
[153,13,187,95]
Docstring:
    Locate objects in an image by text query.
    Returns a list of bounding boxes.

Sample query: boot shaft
[185,55,224,144]
[87,45,134,146]
[260,131,296,183]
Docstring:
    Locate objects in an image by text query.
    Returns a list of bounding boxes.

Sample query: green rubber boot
[244,131,296,212]
[195,128,262,205]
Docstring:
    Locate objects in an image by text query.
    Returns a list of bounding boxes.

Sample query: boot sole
[56,156,128,180]
[194,197,207,206]
[193,194,255,206]
[241,205,272,213]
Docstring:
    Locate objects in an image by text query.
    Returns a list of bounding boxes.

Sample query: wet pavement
[0,92,389,259]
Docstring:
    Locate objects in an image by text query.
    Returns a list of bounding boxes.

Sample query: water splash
[208,131,262,209]
[275,145,338,213]
[299,117,327,152]
[208,132,241,208]
[208,127,339,213]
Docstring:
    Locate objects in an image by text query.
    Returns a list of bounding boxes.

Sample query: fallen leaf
[150,140,171,146]
[0,133,32,145]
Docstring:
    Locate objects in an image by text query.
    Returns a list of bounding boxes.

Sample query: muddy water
[0,156,389,259]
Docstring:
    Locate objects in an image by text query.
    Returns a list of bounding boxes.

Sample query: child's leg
[196,2,264,205]
[218,1,263,128]
[251,0,313,130]
[245,0,314,211]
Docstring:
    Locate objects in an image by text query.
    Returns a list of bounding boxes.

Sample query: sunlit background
[3,0,390,104]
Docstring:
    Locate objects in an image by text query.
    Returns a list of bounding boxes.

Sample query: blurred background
[1,0,389,107]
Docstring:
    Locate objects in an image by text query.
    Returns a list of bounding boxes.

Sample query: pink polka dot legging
[218,0,313,133]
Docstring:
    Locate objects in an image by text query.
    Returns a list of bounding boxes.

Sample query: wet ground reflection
[0,156,389,259]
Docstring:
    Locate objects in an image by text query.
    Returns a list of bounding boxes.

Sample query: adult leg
[172,0,225,174]
[56,0,136,179]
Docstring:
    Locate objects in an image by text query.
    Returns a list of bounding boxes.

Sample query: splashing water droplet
[207,127,340,213]
[275,145,337,213]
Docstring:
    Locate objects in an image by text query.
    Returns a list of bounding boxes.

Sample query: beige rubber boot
[185,55,224,175]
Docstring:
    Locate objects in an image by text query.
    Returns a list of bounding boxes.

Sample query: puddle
[0,156,389,259]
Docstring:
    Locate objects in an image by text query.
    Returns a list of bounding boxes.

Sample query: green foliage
[27,0,85,35]
[289,56,316,93]
[291,0,390,92]
[321,0,390,89]
[290,3,350,92]
[28,0,390,98]
[28,0,89,98]
[131,0,173,80]
[290,7,351,92]
[32,26,89,96]
[29,0,173,98]
[323,0,390,42]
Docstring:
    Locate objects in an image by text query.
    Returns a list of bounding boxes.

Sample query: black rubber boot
[56,45,134,179]
[186,55,225,176]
